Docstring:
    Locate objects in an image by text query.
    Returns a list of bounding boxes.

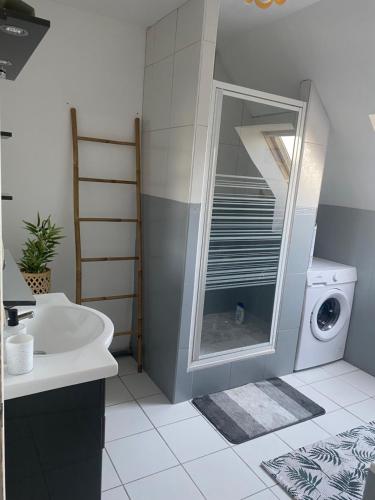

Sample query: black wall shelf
[1,131,12,139]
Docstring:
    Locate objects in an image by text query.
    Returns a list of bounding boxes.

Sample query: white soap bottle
[4,309,26,362]
[235,302,245,325]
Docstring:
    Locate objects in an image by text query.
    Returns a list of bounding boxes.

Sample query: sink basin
[4,293,117,400]
[30,304,113,355]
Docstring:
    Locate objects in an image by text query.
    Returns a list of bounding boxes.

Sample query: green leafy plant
[18,213,64,273]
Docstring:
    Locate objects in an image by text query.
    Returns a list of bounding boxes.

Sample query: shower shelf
[206,174,282,291]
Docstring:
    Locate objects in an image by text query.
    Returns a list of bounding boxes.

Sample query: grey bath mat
[192,378,325,444]
[262,422,375,499]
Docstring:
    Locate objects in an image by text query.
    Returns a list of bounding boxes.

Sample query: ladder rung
[81,294,137,303]
[81,257,138,262]
[79,177,137,185]
[77,135,136,146]
[79,218,138,222]
[114,331,133,337]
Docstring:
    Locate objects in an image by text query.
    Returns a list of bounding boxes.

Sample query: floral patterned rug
[262,422,375,500]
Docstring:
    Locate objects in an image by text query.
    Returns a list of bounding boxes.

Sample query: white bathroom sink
[30,303,113,355]
[4,293,117,400]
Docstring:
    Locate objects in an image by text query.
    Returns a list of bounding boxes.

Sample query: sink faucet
[4,307,34,324]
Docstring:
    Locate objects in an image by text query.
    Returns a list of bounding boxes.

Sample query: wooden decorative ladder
[70,108,143,372]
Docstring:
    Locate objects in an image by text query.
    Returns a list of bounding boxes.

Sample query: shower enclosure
[189,81,306,369]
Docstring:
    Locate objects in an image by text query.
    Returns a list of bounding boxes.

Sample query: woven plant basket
[22,268,51,294]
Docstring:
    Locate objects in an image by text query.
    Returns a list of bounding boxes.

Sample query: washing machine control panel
[307,265,358,287]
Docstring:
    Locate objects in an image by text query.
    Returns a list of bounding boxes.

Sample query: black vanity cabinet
[5,379,105,500]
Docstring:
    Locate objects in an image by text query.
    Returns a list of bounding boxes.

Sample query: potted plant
[18,213,64,294]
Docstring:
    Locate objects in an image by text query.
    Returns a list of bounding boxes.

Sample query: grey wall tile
[173,348,194,403]
[263,329,300,378]
[178,204,201,350]
[142,195,190,401]
[192,363,231,397]
[229,356,266,389]
[278,273,307,331]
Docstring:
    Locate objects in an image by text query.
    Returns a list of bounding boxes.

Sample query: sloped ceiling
[219,0,322,44]
[51,0,322,29]
[216,0,375,210]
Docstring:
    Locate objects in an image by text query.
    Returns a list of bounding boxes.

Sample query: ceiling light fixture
[0,25,29,37]
[244,0,287,9]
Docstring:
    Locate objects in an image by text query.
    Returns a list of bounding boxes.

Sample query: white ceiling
[52,0,322,30]
[51,0,185,27]
[219,0,322,42]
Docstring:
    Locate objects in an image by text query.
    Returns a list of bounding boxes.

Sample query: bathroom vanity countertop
[4,293,117,400]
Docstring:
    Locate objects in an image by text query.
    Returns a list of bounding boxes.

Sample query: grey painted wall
[315,204,375,376]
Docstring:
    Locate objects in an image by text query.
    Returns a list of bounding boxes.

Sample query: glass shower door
[192,82,305,364]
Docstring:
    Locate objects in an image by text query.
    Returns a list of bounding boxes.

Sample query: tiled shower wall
[315,205,375,377]
[141,0,219,401]
[141,0,330,402]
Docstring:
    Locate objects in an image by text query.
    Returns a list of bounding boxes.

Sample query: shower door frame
[188,80,307,371]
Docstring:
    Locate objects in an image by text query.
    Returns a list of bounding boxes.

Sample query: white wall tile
[142,130,170,199]
[175,0,204,52]
[196,41,216,126]
[296,142,326,209]
[145,26,155,67]
[143,57,174,132]
[203,0,220,43]
[166,126,194,203]
[153,11,178,64]
[171,42,201,127]
[190,125,208,204]
[142,65,154,131]
[301,80,330,147]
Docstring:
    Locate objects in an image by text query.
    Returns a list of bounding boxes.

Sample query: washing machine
[295,258,357,371]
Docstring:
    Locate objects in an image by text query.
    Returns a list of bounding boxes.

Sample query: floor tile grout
[133,398,209,499]
[104,361,375,500]
[102,448,122,492]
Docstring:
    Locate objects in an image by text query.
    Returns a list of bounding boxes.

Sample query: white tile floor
[102,358,375,499]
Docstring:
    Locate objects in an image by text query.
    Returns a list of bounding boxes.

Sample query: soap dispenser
[4,309,26,361]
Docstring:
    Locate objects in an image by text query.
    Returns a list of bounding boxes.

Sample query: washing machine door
[310,289,350,342]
